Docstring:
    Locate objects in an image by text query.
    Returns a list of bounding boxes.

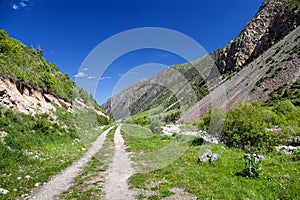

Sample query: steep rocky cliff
[216,0,300,72]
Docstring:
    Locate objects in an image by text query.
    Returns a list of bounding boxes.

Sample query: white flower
[25,175,31,179]
[0,188,9,195]
[34,183,40,187]
[17,177,21,180]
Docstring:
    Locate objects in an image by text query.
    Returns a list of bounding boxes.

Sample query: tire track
[103,125,136,200]
[31,126,114,200]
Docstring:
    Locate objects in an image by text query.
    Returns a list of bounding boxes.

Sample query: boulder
[210,154,220,162]
[198,149,212,163]
[276,145,300,154]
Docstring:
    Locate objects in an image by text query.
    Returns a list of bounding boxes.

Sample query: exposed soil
[31,126,198,200]
[31,127,113,200]
[103,126,136,200]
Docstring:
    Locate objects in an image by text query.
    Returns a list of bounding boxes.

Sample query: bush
[96,114,111,125]
[221,101,292,151]
[34,114,52,134]
[149,118,162,134]
[193,119,209,131]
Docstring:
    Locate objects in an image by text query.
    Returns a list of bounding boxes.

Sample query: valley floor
[34,123,299,200]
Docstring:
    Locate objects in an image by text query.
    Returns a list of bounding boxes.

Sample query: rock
[162,124,181,136]
[210,154,220,162]
[282,136,300,146]
[34,182,40,187]
[0,188,9,195]
[276,145,300,154]
[198,149,212,163]
[256,154,265,161]
[2,99,10,105]
[0,131,8,139]
[244,153,264,160]
[0,87,6,96]
[265,126,282,132]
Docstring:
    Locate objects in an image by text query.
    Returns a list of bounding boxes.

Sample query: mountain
[103,0,300,123]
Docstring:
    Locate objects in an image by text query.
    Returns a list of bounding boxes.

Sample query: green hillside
[0,29,102,111]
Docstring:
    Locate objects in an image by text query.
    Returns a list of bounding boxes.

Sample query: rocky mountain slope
[216,0,300,72]
[179,26,300,122]
[103,0,300,122]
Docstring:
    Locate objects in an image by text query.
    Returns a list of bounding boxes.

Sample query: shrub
[0,29,8,39]
[132,116,149,126]
[34,114,52,134]
[191,136,204,146]
[221,101,284,151]
[240,154,263,178]
[149,118,162,134]
[292,148,300,161]
[193,119,209,131]
[96,114,111,125]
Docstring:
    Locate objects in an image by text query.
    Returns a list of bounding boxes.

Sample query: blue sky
[0,0,264,104]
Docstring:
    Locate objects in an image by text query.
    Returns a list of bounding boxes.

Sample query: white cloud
[82,68,88,71]
[74,72,87,78]
[12,3,19,10]
[19,1,26,7]
[87,76,96,79]
[100,76,111,80]
[11,0,32,10]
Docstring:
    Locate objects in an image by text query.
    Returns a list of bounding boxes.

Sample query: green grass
[129,107,183,127]
[129,107,163,126]
[121,124,173,153]
[122,124,300,199]
[0,107,110,200]
[60,126,116,199]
